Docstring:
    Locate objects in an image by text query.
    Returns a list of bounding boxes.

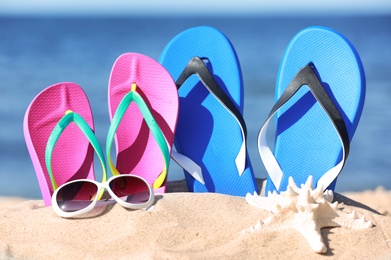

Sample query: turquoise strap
[45,110,107,190]
[106,83,170,189]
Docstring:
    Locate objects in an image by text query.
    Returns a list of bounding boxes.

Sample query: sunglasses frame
[51,174,154,218]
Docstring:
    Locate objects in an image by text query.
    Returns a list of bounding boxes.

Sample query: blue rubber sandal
[258,26,366,195]
[159,26,258,196]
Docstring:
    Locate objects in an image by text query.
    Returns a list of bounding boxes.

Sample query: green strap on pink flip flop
[106,83,170,189]
[45,110,107,191]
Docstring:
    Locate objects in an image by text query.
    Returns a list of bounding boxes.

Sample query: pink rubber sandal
[24,83,96,206]
[108,53,178,194]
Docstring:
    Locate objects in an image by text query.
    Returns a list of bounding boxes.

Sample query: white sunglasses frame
[51,174,154,218]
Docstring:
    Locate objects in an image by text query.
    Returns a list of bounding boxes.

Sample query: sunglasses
[51,174,154,218]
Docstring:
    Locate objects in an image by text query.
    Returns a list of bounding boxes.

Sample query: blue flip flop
[159,26,258,196]
[258,26,365,195]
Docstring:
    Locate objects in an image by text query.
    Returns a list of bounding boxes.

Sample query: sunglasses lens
[109,176,151,204]
[56,181,98,212]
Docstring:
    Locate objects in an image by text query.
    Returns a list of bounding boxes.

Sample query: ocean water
[0,15,390,198]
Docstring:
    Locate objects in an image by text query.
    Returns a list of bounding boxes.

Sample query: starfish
[244,176,373,254]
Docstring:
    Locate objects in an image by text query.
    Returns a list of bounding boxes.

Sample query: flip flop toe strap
[45,110,107,191]
[106,83,170,189]
[176,56,248,176]
[258,64,350,191]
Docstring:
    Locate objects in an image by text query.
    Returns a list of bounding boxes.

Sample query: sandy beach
[1,180,390,259]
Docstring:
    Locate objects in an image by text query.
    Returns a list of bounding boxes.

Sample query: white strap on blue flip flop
[170,150,205,184]
[258,65,350,191]
[175,56,248,177]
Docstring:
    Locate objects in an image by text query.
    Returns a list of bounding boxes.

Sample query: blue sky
[1,0,391,16]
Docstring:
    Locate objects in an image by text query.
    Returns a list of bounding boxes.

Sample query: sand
[0,180,390,259]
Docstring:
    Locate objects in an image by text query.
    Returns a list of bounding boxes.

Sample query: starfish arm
[331,210,373,229]
[245,192,279,211]
[296,224,327,254]
[242,217,290,234]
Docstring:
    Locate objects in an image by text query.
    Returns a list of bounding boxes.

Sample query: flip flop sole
[24,83,95,205]
[108,53,178,193]
[266,26,365,193]
[160,26,258,196]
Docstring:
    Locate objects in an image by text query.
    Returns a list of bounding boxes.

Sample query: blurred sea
[0,15,390,198]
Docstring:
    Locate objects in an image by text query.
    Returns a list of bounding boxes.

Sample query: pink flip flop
[24,83,96,206]
[108,53,178,194]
